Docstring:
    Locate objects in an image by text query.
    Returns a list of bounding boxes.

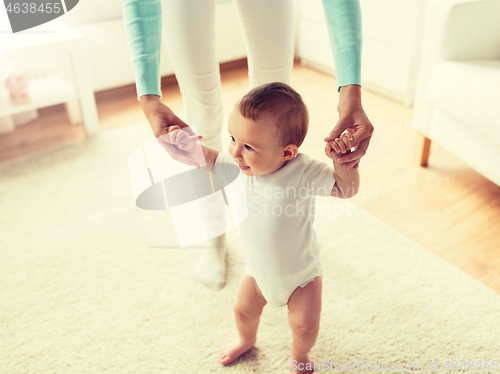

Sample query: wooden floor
[1,61,499,293]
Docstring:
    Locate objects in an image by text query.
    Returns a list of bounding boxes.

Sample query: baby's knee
[234,304,261,321]
[289,320,320,337]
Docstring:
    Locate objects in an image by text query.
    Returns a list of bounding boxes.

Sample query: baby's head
[228,82,308,176]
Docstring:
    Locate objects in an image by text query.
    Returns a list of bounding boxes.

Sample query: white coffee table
[0,19,99,135]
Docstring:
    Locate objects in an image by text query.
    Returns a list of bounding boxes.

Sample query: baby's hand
[167,125,196,152]
[325,132,353,160]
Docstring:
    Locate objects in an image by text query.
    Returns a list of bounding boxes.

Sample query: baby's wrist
[328,153,339,162]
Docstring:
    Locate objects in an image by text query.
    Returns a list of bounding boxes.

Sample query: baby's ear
[282,144,298,160]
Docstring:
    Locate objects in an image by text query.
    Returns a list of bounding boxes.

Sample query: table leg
[70,46,99,135]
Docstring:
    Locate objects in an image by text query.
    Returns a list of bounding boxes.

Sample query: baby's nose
[231,148,242,159]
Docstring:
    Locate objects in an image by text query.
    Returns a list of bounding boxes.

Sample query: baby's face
[227,108,292,177]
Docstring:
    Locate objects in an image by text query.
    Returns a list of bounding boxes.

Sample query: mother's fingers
[324,125,344,143]
[338,135,371,162]
[349,123,373,148]
[325,121,373,150]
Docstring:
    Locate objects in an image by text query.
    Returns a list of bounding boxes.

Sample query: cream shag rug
[0,123,499,374]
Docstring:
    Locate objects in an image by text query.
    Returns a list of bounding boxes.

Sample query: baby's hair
[237,82,309,147]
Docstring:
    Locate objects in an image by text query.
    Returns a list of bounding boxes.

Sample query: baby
[168,82,359,374]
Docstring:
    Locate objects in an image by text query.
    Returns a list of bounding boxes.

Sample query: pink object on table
[4,75,30,100]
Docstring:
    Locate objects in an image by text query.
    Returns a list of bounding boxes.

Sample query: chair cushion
[427,60,500,145]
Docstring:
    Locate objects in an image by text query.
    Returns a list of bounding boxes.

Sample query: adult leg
[161,0,224,150]
[287,277,322,374]
[161,0,227,290]
[234,0,295,88]
[219,271,267,365]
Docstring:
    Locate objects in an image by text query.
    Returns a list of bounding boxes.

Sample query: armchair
[412,0,500,186]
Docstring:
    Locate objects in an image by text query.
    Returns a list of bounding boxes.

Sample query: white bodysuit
[215,151,336,307]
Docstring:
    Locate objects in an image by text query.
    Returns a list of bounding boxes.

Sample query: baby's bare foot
[219,339,255,365]
[291,353,315,374]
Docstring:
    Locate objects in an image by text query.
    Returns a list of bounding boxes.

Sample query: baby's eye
[229,135,235,142]
[245,144,253,151]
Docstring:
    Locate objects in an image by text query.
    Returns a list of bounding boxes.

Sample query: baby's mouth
[238,164,250,170]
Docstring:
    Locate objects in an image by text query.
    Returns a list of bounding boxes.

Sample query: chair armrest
[412,0,500,135]
[442,0,500,60]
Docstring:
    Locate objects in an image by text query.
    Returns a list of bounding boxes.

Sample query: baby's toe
[219,354,231,365]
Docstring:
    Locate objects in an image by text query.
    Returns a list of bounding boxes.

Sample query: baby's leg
[219,271,267,365]
[287,277,322,374]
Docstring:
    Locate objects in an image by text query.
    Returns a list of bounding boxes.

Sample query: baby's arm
[325,133,360,198]
[201,145,219,170]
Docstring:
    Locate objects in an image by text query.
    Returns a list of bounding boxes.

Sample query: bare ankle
[239,335,256,346]
[291,347,309,360]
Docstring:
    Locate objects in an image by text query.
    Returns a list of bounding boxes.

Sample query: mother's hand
[140,95,205,168]
[324,85,374,170]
